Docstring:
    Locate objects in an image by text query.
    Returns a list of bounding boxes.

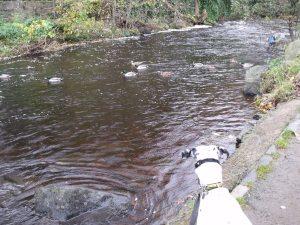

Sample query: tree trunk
[112,0,117,26]
[125,0,132,28]
[194,0,200,18]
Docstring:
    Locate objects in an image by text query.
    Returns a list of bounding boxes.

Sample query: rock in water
[243,65,268,96]
[48,77,63,84]
[243,63,254,69]
[193,63,204,68]
[0,74,11,81]
[131,61,145,67]
[35,185,130,221]
[124,71,137,78]
[137,65,148,71]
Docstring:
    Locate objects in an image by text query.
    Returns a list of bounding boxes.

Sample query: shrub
[251,0,282,18]
[230,0,251,19]
[22,19,56,42]
[55,0,104,41]
[0,22,24,41]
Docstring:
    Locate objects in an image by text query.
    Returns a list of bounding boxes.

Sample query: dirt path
[244,138,300,225]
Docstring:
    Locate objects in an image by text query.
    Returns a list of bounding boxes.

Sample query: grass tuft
[275,129,295,149]
[236,197,247,206]
[256,165,272,179]
[271,152,281,160]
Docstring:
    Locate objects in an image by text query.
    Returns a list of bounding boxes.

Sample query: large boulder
[243,65,268,96]
[35,185,130,221]
[285,39,300,64]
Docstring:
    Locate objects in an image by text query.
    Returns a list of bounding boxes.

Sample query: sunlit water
[0,20,288,224]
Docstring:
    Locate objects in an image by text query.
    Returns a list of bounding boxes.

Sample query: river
[0,20,288,224]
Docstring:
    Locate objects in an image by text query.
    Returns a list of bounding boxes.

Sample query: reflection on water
[0,21,287,224]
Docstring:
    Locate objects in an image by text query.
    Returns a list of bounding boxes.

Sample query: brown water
[0,21,288,225]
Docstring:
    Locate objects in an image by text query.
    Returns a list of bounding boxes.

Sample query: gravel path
[244,138,300,225]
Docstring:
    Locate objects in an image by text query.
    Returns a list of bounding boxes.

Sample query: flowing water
[0,21,288,225]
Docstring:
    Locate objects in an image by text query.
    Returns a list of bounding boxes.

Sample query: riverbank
[169,98,300,225]
[0,24,212,62]
[1,0,221,60]
[169,39,300,225]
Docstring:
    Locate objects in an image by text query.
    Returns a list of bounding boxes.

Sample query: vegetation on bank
[0,0,232,57]
[255,55,300,111]
[231,0,300,19]
[276,129,295,148]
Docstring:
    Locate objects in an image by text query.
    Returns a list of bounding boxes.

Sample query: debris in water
[159,71,173,77]
[253,114,261,120]
[229,58,239,65]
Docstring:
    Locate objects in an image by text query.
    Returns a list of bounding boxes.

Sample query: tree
[194,0,200,18]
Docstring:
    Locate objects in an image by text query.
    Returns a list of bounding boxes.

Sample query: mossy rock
[285,40,300,64]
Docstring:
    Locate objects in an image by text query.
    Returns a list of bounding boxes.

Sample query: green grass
[275,129,295,149]
[258,57,300,105]
[256,165,272,179]
[236,197,247,206]
[256,56,300,111]
[271,152,281,160]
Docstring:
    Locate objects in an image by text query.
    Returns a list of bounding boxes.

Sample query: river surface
[0,21,288,225]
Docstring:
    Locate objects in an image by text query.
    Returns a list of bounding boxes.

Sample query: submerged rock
[34,185,130,221]
[0,172,25,185]
[243,65,268,96]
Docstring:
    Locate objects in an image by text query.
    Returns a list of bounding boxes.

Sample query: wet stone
[287,116,300,140]
[34,185,131,221]
[231,185,249,198]
[266,145,277,155]
[243,65,268,96]
[259,155,273,166]
[241,170,257,185]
